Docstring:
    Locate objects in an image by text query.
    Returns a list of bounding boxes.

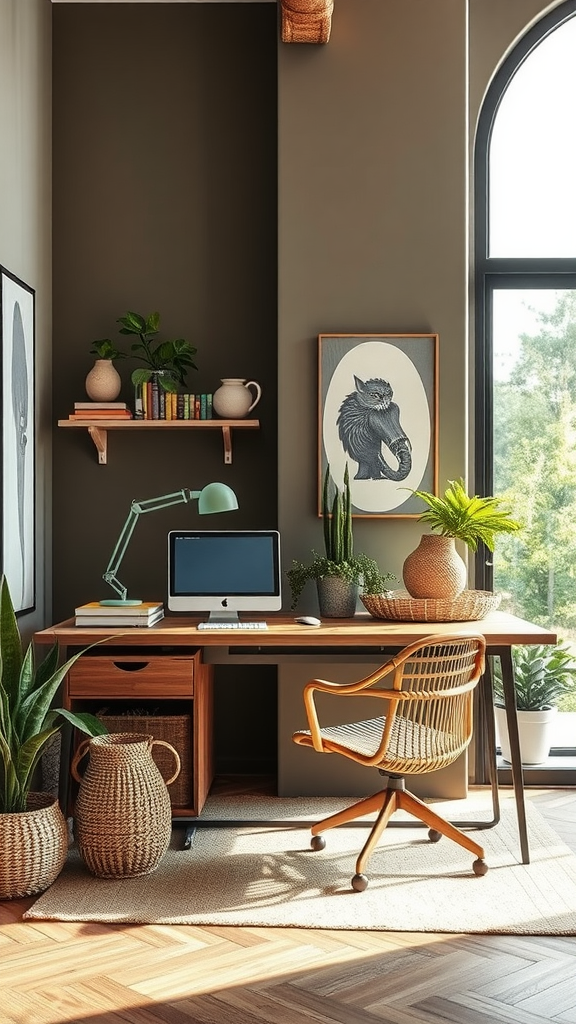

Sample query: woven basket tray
[97,714,192,807]
[361,589,502,622]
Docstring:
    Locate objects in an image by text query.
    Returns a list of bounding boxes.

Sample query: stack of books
[74,601,165,627]
[68,402,133,420]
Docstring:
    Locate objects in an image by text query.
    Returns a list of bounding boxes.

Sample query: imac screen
[168,530,281,619]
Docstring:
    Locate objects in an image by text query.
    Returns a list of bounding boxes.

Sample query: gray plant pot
[316,576,359,618]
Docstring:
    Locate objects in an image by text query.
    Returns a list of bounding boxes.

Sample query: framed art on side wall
[318,333,438,518]
[1,268,35,614]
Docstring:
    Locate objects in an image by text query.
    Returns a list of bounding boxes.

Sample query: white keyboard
[197,621,269,631]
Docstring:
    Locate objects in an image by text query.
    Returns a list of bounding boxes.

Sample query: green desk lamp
[100,482,239,605]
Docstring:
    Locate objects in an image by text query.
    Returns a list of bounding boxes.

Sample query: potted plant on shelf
[287,464,395,617]
[0,575,107,899]
[402,478,522,599]
[117,310,198,395]
[493,642,576,765]
[85,338,127,402]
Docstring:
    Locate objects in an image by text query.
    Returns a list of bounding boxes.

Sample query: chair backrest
[378,633,486,774]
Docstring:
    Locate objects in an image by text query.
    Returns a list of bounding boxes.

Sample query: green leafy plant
[0,575,108,814]
[89,339,126,361]
[287,464,395,608]
[493,641,576,710]
[411,478,522,552]
[117,311,197,394]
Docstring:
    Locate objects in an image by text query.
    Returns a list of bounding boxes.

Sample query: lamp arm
[102,488,201,601]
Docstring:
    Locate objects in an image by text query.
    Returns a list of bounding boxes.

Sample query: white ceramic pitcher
[212,378,262,418]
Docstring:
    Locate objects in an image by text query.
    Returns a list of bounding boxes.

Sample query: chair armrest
[302,661,397,752]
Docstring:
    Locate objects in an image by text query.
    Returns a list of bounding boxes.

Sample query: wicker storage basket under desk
[97,713,192,807]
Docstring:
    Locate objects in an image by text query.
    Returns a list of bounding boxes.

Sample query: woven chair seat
[295,713,458,768]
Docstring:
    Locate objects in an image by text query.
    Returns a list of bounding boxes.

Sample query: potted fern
[493,642,576,765]
[403,478,522,599]
[287,464,394,617]
[0,575,107,898]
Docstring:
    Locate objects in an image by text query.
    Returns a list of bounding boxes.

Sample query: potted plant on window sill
[493,641,576,765]
[0,575,107,899]
[403,478,522,599]
[287,464,395,617]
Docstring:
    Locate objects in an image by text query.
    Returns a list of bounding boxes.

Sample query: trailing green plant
[493,641,576,711]
[410,478,522,552]
[0,575,108,814]
[89,339,126,361]
[287,464,395,608]
[117,311,198,393]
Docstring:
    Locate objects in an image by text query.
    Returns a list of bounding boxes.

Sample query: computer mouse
[294,615,321,627]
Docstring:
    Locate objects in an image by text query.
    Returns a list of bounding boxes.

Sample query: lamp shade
[197,482,239,515]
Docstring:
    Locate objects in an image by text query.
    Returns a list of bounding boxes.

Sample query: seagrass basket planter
[71,733,181,879]
[0,793,68,900]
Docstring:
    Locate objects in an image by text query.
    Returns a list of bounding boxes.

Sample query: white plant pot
[494,704,557,766]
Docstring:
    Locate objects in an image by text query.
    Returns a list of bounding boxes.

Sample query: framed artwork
[1,267,35,614]
[318,333,438,518]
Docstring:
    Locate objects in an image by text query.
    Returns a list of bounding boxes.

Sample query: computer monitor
[168,529,282,621]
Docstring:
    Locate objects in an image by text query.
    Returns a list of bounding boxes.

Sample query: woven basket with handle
[71,733,180,878]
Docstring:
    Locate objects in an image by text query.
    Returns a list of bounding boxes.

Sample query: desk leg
[497,646,530,864]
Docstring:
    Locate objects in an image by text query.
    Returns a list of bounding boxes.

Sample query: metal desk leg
[497,645,530,864]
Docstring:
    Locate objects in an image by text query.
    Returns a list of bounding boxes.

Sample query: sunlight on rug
[24,796,576,934]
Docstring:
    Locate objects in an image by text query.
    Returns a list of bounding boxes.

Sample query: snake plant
[0,575,107,814]
[287,464,395,608]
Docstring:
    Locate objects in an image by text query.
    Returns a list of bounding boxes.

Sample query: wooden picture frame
[318,333,438,518]
[1,267,35,614]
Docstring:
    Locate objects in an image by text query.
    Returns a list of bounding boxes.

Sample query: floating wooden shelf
[57,418,260,465]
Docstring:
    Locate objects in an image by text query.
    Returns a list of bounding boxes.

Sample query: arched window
[475,1,576,776]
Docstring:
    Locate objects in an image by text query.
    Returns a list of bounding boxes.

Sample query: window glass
[489,17,576,257]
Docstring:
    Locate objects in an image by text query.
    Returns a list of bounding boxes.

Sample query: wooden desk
[35,610,557,864]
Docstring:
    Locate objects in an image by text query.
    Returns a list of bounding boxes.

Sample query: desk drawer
[68,654,196,697]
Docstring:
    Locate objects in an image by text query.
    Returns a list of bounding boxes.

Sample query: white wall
[0,0,52,638]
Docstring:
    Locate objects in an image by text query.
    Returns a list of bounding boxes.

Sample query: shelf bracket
[222,425,232,464]
[88,426,108,465]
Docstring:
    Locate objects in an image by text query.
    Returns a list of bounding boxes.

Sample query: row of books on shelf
[67,392,216,421]
[75,601,164,627]
[135,387,213,421]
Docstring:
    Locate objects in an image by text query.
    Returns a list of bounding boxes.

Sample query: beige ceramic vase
[85,358,121,401]
[402,534,467,599]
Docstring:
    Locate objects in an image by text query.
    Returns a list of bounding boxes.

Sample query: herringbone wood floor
[2,783,576,1024]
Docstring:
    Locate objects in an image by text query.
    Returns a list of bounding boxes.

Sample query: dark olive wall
[52,3,278,774]
[52,2,277,619]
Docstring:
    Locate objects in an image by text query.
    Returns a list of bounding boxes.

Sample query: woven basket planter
[72,733,180,879]
[0,793,68,900]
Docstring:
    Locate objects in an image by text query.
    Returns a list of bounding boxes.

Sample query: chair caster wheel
[352,873,368,892]
[473,858,488,876]
[428,829,442,843]
[311,834,326,851]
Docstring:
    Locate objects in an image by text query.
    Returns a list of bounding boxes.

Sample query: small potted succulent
[287,464,395,617]
[402,478,522,599]
[85,339,127,401]
[493,641,576,765]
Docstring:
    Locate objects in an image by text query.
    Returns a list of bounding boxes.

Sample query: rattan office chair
[293,633,488,890]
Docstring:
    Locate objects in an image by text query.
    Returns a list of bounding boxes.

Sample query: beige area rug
[23,796,576,934]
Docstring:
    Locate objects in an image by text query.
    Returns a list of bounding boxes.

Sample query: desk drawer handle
[111,662,150,672]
